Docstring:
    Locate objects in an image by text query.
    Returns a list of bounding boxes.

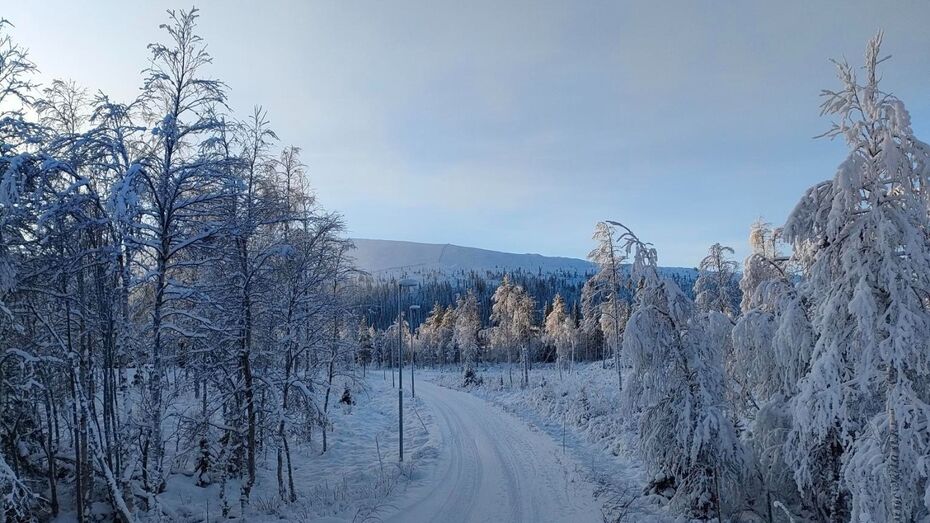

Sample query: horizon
[6,1,930,266]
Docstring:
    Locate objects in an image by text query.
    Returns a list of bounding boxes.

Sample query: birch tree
[133,8,232,501]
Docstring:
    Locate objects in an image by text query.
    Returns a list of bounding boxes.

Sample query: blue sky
[6,1,930,266]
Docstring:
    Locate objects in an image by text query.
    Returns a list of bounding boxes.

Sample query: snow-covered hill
[349,238,595,276]
[348,238,697,281]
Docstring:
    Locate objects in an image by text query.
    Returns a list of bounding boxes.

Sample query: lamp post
[409,304,421,398]
[396,278,417,462]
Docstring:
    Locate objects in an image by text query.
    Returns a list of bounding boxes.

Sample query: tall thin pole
[410,305,419,398]
[397,285,404,462]
[410,319,415,398]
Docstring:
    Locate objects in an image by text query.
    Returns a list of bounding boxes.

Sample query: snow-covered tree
[739,220,783,313]
[693,243,739,318]
[453,291,481,384]
[440,303,458,367]
[489,275,516,365]
[588,221,628,389]
[619,223,745,519]
[356,316,374,372]
[132,8,234,501]
[783,33,930,522]
[578,278,604,362]
[597,295,628,371]
[728,220,813,518]
[544,294,574,377]
[490,275,537,385]
[417,303,444,365]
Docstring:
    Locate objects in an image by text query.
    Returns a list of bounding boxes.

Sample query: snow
[147,374,440,522]
[385,379,603,523]
[138,366,657,522]
[426,363,683,521]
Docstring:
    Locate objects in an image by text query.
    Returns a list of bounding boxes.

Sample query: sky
[6,1,930,266]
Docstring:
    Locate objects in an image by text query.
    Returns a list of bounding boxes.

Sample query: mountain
[348,238,702,329]
[348,238,594,276]
[348,238,698,281]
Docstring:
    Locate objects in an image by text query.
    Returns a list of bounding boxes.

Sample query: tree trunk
[148,253,167,497]
[887,369,903,522]
[42,376,59,517]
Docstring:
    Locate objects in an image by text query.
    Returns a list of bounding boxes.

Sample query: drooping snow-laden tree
[729,221,813,410]
[597,294,628,372]
[693,243,740,318]
[588,221,628,389]
[510,288,536,388]
[618,223,745,519]
[440,303,458,367]
[729,220,814,520]
[782,33,930,522]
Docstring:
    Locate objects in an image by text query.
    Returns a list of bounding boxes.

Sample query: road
[386,380,603,523]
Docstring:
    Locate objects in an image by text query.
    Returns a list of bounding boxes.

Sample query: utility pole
[396,279,417,462]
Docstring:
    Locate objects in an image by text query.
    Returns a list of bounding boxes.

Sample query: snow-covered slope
[348,238,698,282]
[349,238,595,275]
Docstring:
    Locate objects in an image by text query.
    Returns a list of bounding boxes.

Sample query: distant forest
[353,266,701,331]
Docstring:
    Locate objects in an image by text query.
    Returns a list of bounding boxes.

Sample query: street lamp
[409,304,421,398]
[396,278,417,462]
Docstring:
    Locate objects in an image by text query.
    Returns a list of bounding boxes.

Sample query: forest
[2,7,930,523]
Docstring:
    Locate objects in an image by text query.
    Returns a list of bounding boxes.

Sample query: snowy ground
[150,372,439,522]
[142,362,673,522]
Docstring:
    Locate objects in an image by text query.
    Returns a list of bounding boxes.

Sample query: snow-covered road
[386,380,603,523]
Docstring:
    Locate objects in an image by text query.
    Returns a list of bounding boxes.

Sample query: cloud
[6,0,930,265]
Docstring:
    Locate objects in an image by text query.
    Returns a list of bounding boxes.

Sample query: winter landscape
[3,2,930,522]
